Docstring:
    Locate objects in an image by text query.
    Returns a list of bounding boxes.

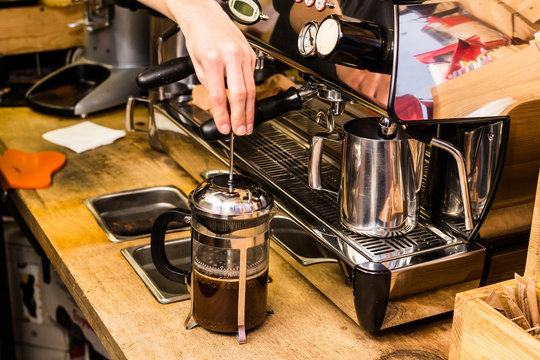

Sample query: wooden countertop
[0,107,453,360]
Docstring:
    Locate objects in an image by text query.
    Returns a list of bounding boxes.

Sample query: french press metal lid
[189,174,274,221]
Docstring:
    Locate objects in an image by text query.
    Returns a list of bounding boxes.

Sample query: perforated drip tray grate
[162,101,467,263]
[233,120,462,263]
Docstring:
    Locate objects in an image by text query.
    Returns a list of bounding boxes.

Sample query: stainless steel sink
[270,216,338,266]
[84,186,190,242]
[121,214,333,304]
[122,238,191,304]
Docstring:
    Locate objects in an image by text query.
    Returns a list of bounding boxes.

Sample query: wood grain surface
[460,0,538,40]
[525,170,540,281]
[432,44,540,227]
[0,5,83,55]
[432,44,540,119]
[450,292,540,360]
[0,107,453,360]
[450,170,540,360]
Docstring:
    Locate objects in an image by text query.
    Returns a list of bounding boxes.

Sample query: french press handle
[150,208,192,285]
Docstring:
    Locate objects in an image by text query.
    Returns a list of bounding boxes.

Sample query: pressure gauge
[304,0,315,7]
[298,21,319,57]
[316,17,340,56]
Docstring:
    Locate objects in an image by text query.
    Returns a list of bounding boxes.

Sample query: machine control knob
[315,0,334,11]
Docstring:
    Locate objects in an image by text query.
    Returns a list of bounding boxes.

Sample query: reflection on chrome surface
[240,0,539,122]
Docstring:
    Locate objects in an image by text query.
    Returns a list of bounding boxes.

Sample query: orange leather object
[0,149,66,190]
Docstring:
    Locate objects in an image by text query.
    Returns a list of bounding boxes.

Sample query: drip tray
[122,238,191,304]
[26,63,110,116]
[270,216,338,266]
[84,186,190,242]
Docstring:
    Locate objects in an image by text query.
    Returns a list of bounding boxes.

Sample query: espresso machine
[25,0,150,117]
[130,0,540,331]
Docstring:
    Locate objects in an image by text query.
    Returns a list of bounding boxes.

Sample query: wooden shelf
[0,4,84,55]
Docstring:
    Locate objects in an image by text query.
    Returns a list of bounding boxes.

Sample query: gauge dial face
[316,17,339,56]
[315,0,326,11]
[304,0,315,7]
[298,21,319,57]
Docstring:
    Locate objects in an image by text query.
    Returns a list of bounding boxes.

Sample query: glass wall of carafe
[190,213,270,335]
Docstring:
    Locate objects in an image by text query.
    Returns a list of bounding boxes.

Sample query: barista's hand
[141,0,256,135]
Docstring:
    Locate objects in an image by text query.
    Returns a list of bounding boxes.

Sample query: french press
[150,171,274,343]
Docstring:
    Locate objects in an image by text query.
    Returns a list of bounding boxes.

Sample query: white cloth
[42,121,126,153]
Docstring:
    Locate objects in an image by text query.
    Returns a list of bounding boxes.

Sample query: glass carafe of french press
[151,174,274,343]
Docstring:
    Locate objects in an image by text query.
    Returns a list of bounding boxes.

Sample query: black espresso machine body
[131,0,540,331]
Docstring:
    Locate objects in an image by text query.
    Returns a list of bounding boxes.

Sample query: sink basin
[121,214,333,304]
[122,238,191,304]
[84,186,190,242]
[270,216,337,266]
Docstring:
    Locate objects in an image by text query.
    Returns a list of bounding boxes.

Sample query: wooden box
[449,170,540,360]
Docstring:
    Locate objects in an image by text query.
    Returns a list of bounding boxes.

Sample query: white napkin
[42,121,126,153]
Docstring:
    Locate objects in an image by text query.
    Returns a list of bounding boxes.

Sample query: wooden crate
[449,170,540,359]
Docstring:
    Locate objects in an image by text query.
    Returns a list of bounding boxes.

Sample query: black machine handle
[159,25,180,43]
[136,56,195,90]
[150,208,192,285]
[200,86,303,141]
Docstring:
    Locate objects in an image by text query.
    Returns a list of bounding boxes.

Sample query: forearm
[138,0,225,32]
[138,0,256,136]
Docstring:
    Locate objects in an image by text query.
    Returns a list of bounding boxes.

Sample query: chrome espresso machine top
[131,0,540,331]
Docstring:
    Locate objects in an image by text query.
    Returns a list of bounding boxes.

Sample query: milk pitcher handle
[308,132,342,193]
[404,126,474,231]
[151,209,192,285]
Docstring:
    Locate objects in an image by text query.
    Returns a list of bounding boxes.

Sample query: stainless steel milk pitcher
[309,117,475,238]
[309,117,424,237]
[426,121,504,221]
